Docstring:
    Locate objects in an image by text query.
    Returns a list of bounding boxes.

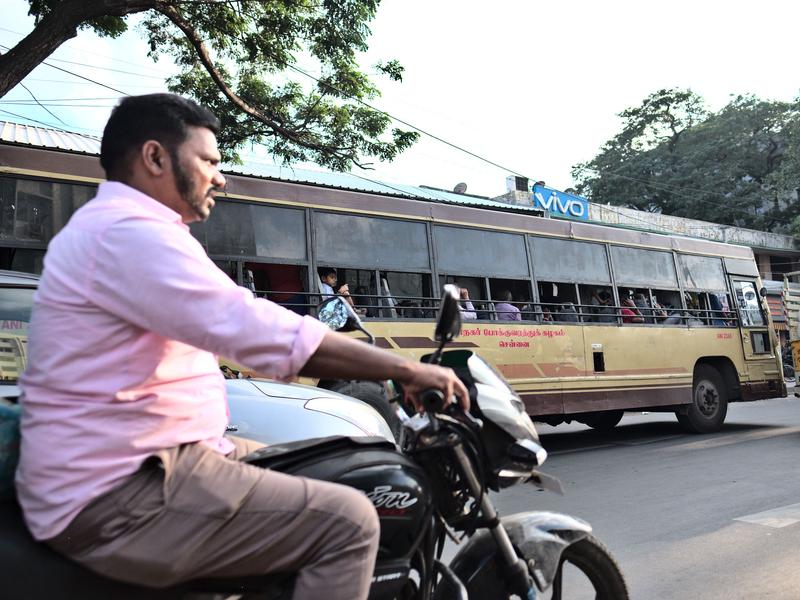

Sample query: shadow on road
[537,419,780,455]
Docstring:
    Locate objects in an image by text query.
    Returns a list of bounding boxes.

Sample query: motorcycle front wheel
[461,535,629,600]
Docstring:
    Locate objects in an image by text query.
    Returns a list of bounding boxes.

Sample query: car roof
[0,270,40,286]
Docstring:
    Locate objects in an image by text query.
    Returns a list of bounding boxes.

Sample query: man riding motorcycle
[15,93,468,600]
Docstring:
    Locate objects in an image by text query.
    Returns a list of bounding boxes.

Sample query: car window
[0,286,35,382]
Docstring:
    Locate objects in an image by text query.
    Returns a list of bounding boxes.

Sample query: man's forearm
[299,330,414,382]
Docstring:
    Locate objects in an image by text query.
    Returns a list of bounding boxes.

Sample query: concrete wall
[586,204,797,252]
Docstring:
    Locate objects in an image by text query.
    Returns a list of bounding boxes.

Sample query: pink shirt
[16,182,329,540]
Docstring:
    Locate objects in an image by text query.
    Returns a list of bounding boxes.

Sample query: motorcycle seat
[0,498,294,599]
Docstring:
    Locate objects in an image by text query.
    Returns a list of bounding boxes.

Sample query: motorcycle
[0,286,628,599]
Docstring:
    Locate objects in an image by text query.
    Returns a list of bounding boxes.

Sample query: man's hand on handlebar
[398,363,470,414]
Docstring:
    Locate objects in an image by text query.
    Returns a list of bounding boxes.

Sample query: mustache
[207,183,225,197]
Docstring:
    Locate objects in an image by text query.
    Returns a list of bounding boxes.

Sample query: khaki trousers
[47,437,380,600]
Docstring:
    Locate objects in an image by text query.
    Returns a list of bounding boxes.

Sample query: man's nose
[212,170,226,190]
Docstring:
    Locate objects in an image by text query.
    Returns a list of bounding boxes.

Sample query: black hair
[598,290,611,301]
[500,290,513,302]
[100,93,220,179]
[318,267,337,278]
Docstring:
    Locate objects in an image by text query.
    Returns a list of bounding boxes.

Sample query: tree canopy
[0,0,418,169]
[572,88,800,234]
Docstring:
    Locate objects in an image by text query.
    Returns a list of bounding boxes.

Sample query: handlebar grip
[419,389,446,413]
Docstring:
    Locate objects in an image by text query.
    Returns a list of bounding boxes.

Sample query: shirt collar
[97,181,187,227]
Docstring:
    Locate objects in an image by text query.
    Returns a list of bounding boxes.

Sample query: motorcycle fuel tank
[247,436,434,598]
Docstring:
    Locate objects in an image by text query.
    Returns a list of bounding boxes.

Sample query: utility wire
[0,44,131,96]
[18,83,66,125]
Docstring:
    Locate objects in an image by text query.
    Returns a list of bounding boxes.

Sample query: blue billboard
[531,184,589,220]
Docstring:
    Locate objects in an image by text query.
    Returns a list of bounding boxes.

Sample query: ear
[140,140,169,176]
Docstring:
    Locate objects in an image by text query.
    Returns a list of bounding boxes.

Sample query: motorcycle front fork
[451,444,536,599]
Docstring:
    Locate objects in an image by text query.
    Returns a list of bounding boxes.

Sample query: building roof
[0,120,101,154]
[0,120,541,214]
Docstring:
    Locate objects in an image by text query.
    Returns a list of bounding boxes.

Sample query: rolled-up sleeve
[88,216,330,380]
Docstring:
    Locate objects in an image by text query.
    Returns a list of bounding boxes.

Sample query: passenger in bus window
[458,287,477,320]
[318,267,337,298]
[318,267,360,313]
[620,297,644,324]
[354,286,378,318]
[709,293,728,326]
[651,296,668,322]
[590,289,616,323]
[559,302,579,323]
[495,290,521,321]
[633,293,654,324]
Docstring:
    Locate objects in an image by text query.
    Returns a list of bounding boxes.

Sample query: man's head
[319,267,337,286]
[100,94,225,223]
[500,290,513,302]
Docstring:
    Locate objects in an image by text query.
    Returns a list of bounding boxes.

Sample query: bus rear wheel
[677,364,727,433]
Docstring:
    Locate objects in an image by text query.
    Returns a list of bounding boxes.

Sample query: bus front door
[731,278,779,391]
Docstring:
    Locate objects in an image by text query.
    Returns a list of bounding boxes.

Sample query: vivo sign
[532,185,588,220]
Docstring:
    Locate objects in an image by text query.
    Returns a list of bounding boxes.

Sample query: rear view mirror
[434,284,462,343]
[760,287,768,298]
[317,297,375,344]
[317,296,361,332]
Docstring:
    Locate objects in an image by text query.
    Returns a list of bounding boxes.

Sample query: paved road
[488,393,800,599]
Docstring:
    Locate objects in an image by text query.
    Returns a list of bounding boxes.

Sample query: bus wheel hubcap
[696,381,718,416]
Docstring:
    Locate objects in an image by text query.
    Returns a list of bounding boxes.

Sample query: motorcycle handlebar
[419,389,446,414]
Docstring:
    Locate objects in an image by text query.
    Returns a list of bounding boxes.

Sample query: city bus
[0,132,785,433]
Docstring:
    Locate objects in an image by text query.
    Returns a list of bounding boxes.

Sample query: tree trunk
[0,0,157,99]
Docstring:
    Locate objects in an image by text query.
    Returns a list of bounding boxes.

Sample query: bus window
[538,281,579,323]
[531,237,611,284]
[383,271,433,319]
[489,279,532,321]
[611,246,678,289]
[316,213,429,271]
[435,226,528,279]
[246,262,309,316]
[328,268,377,317]
[683,291,708,325]
[207,201,307,260]
[677,254,726,291]
[709,292,735,326]
[653,289,682,323]
[439,275,491,319]
[579,285,615,323]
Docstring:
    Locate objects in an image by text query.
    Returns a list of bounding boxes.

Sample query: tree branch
[160,3,351,161]
[0,0,157,98]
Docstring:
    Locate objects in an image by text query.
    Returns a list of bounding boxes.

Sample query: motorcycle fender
[447,511,591,592]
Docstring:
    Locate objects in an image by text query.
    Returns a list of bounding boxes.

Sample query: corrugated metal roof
[223,161,541,212]
[0,121,101,154]
[0,120,540,213]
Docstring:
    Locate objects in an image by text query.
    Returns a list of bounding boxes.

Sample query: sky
[1,0,799,198]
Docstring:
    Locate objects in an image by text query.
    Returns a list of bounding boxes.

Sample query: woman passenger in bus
[620,296,644,324]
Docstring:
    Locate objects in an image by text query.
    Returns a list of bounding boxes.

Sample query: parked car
[0,270,394,443]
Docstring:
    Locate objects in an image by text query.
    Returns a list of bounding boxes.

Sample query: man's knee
[350,488,380,544]
[318,482,379,545]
